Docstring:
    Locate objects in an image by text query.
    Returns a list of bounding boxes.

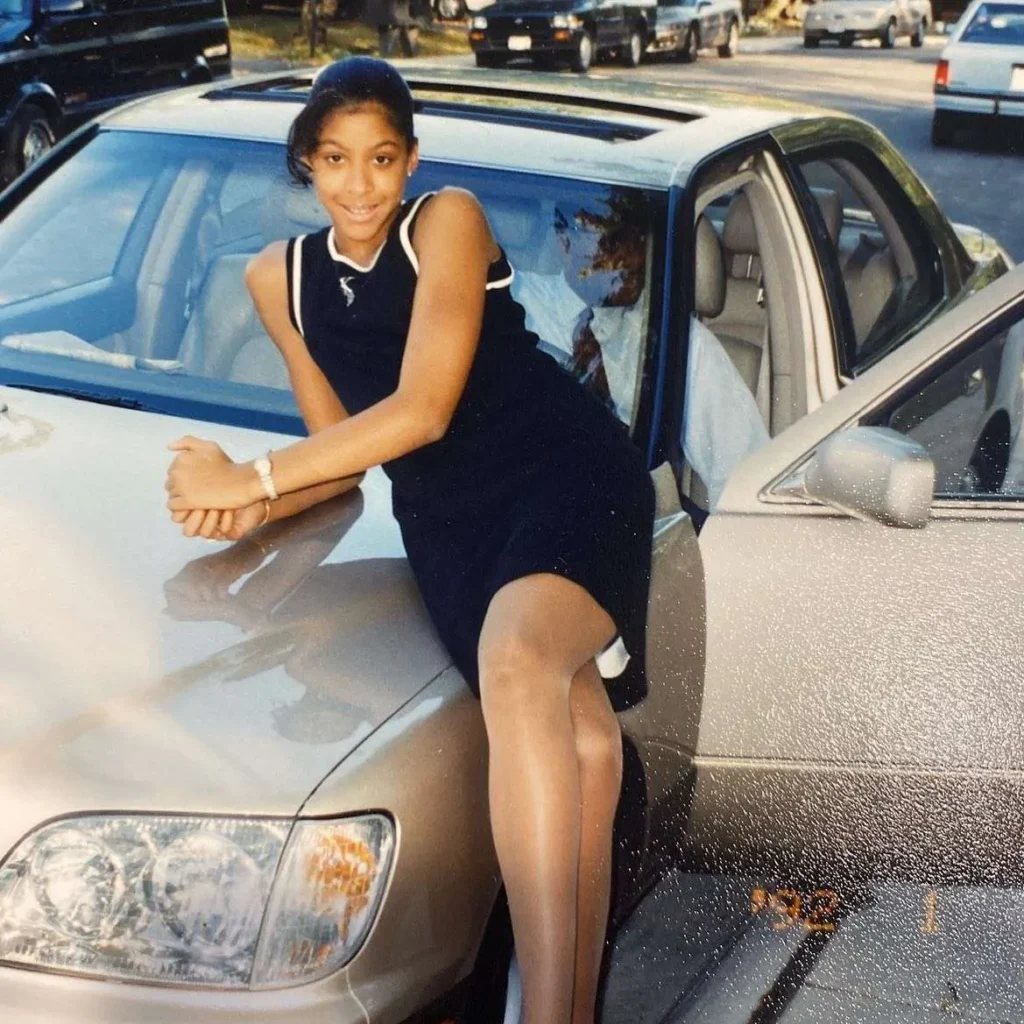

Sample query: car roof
[100,66,844,190]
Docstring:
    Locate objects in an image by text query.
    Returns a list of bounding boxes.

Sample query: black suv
[469,0,654,72]
[0,0,230,186]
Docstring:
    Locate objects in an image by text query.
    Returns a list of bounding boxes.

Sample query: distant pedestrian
[363,0,418,56]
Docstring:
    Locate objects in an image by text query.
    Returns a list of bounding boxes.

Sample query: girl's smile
[308,104,419,265]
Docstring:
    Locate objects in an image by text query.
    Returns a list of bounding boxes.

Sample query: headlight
[0,814,395,988]
[552,13,568,26]
[471,15,487,28]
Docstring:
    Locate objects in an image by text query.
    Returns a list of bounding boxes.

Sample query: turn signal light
[934,59,949,90]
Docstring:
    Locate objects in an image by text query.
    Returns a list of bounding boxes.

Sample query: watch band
[254,454,279,502]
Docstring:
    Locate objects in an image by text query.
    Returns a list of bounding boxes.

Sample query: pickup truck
[468,0,744,72]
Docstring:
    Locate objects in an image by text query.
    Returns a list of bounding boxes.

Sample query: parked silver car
[0,68,1016,1023]
[803,0,933,47]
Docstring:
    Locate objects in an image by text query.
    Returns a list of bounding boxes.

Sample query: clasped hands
[165,436,266,541]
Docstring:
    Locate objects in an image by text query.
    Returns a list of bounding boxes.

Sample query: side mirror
[796,427,935,529]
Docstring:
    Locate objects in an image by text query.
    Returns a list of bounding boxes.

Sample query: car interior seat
[810,185,899,353]
[178,183,328,389]
[704,191,771,427]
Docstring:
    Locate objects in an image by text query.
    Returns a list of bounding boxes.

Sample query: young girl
[165,56,655,1024]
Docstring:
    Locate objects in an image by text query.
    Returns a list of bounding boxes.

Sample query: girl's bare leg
[477,574,618,1024]
[568,660,623,1024]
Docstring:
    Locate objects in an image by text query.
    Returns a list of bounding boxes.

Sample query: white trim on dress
[596,635,630,679]
[398,191,437,274]
[327,227,387,272]
[291,234,306,338]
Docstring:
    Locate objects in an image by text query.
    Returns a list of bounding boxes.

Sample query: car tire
[803,34,820,46]
[911,17,925,45]
[621,27,644,66]
[931,109,956,146]
[571,31,594,72]
[880,18,896,47]
[0,103,56,186]
[839,32,854,46]
[677,22,699,61]
[718,18,739,56]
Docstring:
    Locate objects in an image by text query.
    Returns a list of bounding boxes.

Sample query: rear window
[0,129,664,433]
[960,2,1024,44]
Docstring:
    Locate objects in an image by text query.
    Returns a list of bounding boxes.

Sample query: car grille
[487,15,556,41]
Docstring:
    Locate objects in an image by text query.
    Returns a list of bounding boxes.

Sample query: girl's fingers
[198,509,221,539]
[167,435,203,452]
[218,510,234,535]
[183,509,206,538]
[171,509,190,524]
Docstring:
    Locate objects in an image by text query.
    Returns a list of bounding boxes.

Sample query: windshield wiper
[1,331,184,373]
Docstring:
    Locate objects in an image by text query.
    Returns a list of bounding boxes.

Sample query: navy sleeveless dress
[286,192,655,710]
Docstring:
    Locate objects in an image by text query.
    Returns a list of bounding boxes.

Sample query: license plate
[1012,66,1024,91]
[508,34,532,50]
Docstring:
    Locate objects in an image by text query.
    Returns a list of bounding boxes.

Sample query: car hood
[0,385,453,853]
[0,17,30,47]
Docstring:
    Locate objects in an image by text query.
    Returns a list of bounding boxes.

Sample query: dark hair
[286,57,416,186]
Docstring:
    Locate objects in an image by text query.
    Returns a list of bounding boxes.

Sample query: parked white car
[803,0,933,47]
[932,0,1024,144]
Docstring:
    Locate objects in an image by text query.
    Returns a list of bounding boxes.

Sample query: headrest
[695,215,726,319]
[723,192,759,256]
[811,187,842,246]
[485,199,539,251]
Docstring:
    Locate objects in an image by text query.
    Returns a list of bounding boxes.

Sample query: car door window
[868,303,1024,498]
[791,148,944,376]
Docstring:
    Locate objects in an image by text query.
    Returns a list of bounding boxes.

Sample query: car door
[697,0,723,45]
[596,0,626,48]
[774,122,981,385]
[31,0,113,120]
[681,264,1024,884]
[104,0,199,99]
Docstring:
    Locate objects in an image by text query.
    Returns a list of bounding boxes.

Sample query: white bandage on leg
[595,635,630,679]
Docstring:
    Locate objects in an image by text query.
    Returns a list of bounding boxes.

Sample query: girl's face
[307,102,419,255]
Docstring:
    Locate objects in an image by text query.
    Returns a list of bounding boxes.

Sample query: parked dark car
[468,0,743,72]
[0,0,230,186]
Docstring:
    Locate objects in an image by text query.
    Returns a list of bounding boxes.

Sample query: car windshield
[960,1,1024,43]
[0,0,27,15]
[0,129,661,434]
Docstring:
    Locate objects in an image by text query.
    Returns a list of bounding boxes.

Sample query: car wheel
[803,34,820,46]
[571,31,594,72]
[931,109,956,147]
[621,27,644,66]
[1,103,55,185]
[677,22,699,62]
[718,18,739,56]
[911,17,926,45]
[880,18,896,46]
[839,32,854,46]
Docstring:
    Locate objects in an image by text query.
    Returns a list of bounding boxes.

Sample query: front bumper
[0,967,368,1024]
[804,23,885,40]
[469,27,584,55]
